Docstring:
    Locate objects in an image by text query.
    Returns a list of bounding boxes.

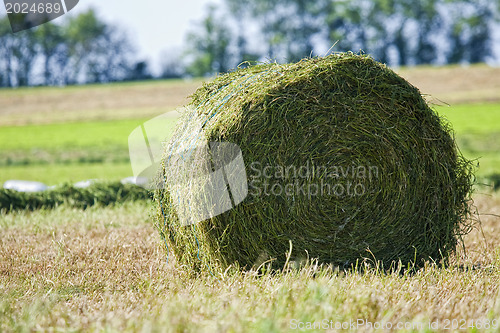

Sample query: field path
[398,65,500,105]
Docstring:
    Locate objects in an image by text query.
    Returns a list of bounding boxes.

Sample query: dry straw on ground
[155,53,474,271]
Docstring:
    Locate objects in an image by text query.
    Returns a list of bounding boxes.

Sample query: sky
[70,0,221,73]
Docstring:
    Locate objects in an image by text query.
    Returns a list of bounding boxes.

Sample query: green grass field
[0,115,179,184]
[435,103,500,178]
[0,163,133,184]
[435,103,500,134]
[0,101,499,184]
[0,119,146,151]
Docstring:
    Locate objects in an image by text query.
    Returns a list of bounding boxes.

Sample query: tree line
[0,9,146,87]
[1,0,499,87]
[185,0,500,76]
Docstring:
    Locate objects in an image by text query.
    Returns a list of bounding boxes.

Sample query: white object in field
[3,180,48,192]
[120,176,148,187]
[74,179,98,188]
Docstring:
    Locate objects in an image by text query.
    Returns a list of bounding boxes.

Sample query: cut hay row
[0,182,151,213]
[155,53,474,271]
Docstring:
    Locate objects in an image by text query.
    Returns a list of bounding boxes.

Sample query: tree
[185,5,232,76]
[34,22,66,85]
[63,9,133,83]
[322,0,500,66]
[216,0,500,67]
[445,0,498,64]
[225,0,251,64]
[229,0,323,62]
[128,60,153,81]
[283,0,324,61]
[12,29,37,86]
[0,18,37,87]
[0,17,14,87]
[0,8,139,87]
[324,0,372,56]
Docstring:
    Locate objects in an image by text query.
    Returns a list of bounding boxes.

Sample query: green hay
[155,53,474,271]
[0,182,151,212]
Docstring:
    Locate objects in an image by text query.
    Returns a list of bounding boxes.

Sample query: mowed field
[0,79,194,184]
[1,64,500,332]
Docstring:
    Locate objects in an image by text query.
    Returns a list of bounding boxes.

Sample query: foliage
[185,0,500,75]
[185,5,232,77]
[486,173,500,190]
[0,9,135,87]
[34,22,66,85]
[127,61,153,81]
[64,9,133,84]
[0,18,37,86]
[0,181,151,212]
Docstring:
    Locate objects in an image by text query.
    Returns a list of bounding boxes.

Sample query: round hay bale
[155,53,474,271]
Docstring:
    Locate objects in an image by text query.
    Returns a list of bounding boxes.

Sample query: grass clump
[0,181,151,212]
[155,53,474,271]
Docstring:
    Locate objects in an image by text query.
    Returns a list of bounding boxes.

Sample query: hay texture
[155,53,473,271]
